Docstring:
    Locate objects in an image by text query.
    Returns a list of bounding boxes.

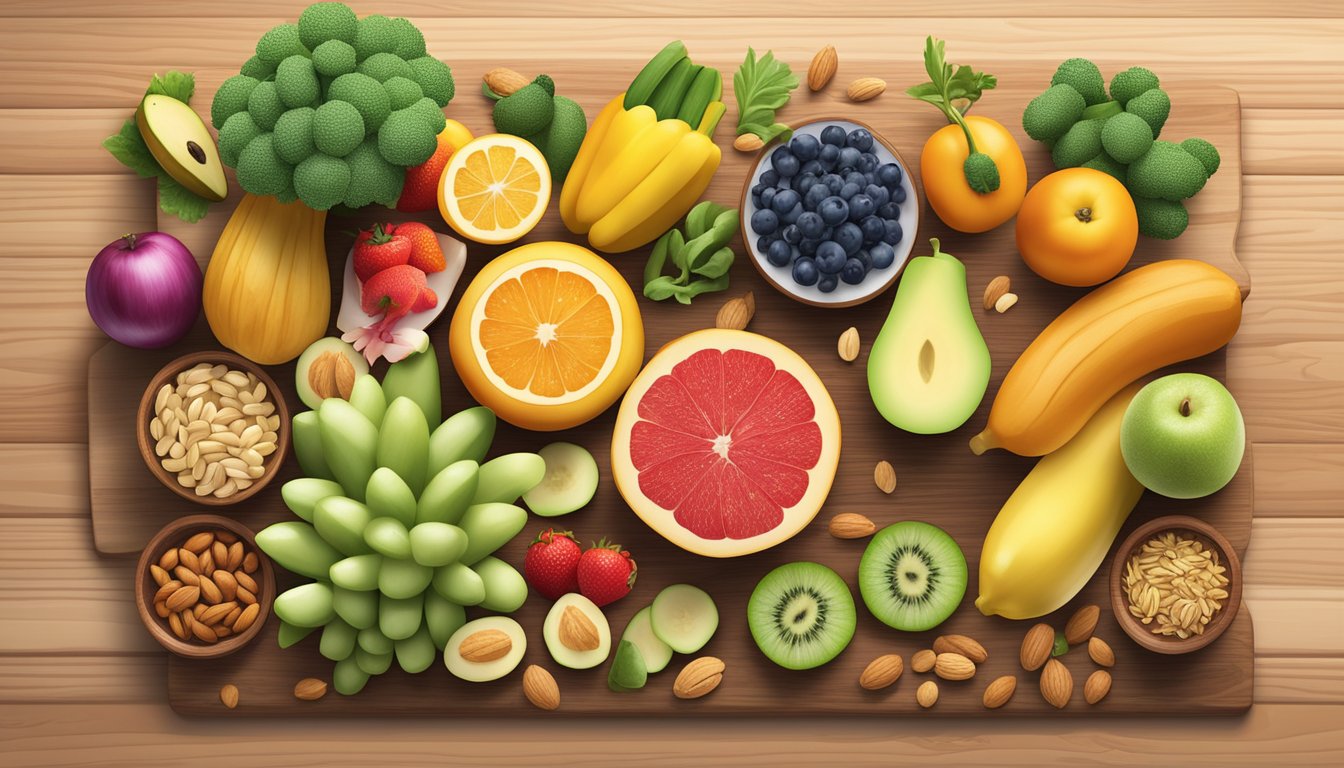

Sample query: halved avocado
[542,593,611,669]
[295,337,368,410]
[135,94,228,201]
[444,616,527,682]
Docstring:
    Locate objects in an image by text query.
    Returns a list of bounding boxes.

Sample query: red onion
[86,232,202,349]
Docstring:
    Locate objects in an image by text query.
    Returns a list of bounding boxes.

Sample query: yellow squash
[971,259,1242,457]
[203,193,330,365]
[976,384,1144,620]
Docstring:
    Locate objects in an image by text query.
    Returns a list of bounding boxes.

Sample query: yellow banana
[596,150,720,254]
[568,105,657,229]
[559,93,624,231]
[975,384,1145,620]
[587,132,719,253]
[576,117,689,226]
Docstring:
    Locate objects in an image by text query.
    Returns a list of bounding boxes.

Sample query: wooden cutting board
[87,61,1252,714]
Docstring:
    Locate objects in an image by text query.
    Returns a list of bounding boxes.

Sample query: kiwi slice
[747,561,856,670]
[859,521,967,632]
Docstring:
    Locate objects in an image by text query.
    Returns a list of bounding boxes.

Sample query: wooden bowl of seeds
[135,514,275,658]
[136,350,289,506]
[1109,515,1243,655]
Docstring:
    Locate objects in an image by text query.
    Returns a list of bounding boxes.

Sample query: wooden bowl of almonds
[135,514,275,658]
[1109,515,1243,655]
[136,350,289,506]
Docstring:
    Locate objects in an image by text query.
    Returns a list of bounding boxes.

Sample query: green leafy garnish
[644,201,738,304]
[1052,631,1069,657]
[147,71,196,103]
[906,37,1001,193]
[734,48,798,145]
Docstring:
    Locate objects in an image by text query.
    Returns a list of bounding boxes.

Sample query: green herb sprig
[734,48,798,145]
[906,37,1000,194]
[644,201,739,304]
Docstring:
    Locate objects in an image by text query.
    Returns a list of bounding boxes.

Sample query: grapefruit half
[611,329,841,558]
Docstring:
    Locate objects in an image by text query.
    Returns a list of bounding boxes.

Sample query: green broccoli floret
[247,80,286,131]
[405,97,447,135]
[1021,83,1086,142]
[212,74,259,129]
[1052,118,1104,168]
[272,107,317,165]
[1081,151,1128,184]
[1128,140,1210,201]
[240,55,277,81]
[276,55,320,109]
[236,133,293,196]
[390,17,427,60]
[1125,88,1170,138]
[357,52,413,84]
[962,152,1001,194]
[384,76,424,110]
[1133,196,1189,240]
[297,2,358,50]
[312,39,357,78]
[353,15,399,60]
[526,95,588,182]
[377,108,438,166]
[493,75,556,137]
[1180,138,1221,177]
[407,57,455,107]
[327,72,390,133]
[313,100,364,157]
[1109,67,1160,106]
[218,112,261,167]
[1051,58,1107,106]
[292,153,350,210]
[256,23,308,65]
[1100,111,1154,164]
[343,138,404,208]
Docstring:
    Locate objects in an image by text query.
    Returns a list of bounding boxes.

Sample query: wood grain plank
[0,655,161,703]
[1256,658,1344,704]
[1243,110,1344,176]
[1227,341,1344,443]
[0,444,87,517]
[1252,443,1344,517]
[0,109,133,175]
[1244,518,1344,587]
[1244,586,1344,656]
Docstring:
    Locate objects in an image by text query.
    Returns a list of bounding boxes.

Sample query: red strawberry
[396,221,447,274]
[360,264,427,319]
[576,539,637,607]
[353,224,412,283]
[396,130,455,212]
[523,528,582,600]
[410,286,438,313]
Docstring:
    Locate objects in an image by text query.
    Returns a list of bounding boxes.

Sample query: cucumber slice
[523,442,599,517]
[650,584,718,654]
[621,605,673,674]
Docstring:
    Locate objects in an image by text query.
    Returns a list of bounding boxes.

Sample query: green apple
[1120,373,1245,499]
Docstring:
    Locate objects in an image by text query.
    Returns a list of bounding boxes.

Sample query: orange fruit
[438,134,551,245]
[1015,168,1138,287]
[448,241,644,431]
[396,119,473,213]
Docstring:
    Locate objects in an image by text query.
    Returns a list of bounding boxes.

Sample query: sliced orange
[438,134,551,245]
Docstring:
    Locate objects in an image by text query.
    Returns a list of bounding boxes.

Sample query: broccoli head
[312,39,357,78]
[405,97,447,135]
[313,100,365,157]
[1051,58,1108,106]
[378,108,438,166]
[1109,67,1160,106]
[236,134,293,196]
[218,112,261,167]
[1125,88,1170,138]
[1022,83,1086,142]
[357,52,414,84]
[327,72,391,132]
[1133,196,1189,240]
[293,154,351,210]
[407,56,455,107]
[272,106,317,165]
[1180,138,1221,177]
[343,139,404,208]
[240,55,276,81]
[353,15,401,60]
[256,23,308,65]
[383,76,424,110]
[1080,151,1128,184]
[493,75,557,137]
[247,80,286,131]
[390,17,427,60]
[212,75,259,129]
[298,2,358,50]
[1100,111,1154,164]
[1052,118,1104,168]
[276,55,321,109]
[1128,140,1210,201]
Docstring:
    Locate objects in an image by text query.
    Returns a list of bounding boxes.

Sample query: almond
[911,649,937,673]
[484,67,530,97]
[333,355,357,399]
[837,326,860,362]
[213,529,238,545]
[232,602,260,633]
[916,680,939,708]
[199,549,215,576]
[158,548,179,570]
[1020,623,1054,671]
[733,133,765,153]
[933,652,975,681]
[460,629,512,662]
[184,531,214,554]
[154,579,183,604]
[211,541,230,572]
[933,634,987,664]
[154,600,171,619]
[242,552,259,573]
[808,45,838,91]
[226,541,244,571]
[828,512,876,539]
[1084,669,1112,704]
[168,611,186,640]
[873,460,897,494]
[715,291,755,330]
[199,601,237,626]
[1065,604,1101,646]
[522,665,560,711]
[982,275,1010,311]
[174,566,200,586]
[994,292,1019,314]
[982,675,1017,709]
[1040,659,1073,709]
[294,678,328,701]
[673,656,725,699]
[179,548,201,574]
[236,586,257,605]
[847,77,886,102]
[234,569,258,594]
[192,619,219,644]
[219,683,239,709]
[213,569,238,602]
[165,585,199,613]
[559,605,600,652]
[858,654,904,691]
[1088,636,1115,668]
[198,575,222,605]
[149,564,170,587]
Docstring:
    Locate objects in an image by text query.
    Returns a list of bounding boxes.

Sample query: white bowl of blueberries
[741,119,919,307]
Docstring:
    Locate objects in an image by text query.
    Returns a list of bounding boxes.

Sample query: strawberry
[353,224,412,283]
[576,539,637,607]
[523,528,583,600]
[396,221,447,274]
[410,286,438,313]
[360,264,427,319]
[396,130,456,213]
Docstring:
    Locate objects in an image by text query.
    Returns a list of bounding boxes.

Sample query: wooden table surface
[0,0,1341,764]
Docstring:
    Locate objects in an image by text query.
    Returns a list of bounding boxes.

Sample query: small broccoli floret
[236,133,293,196]
[377,108,439,166]
[240,55,276,81]
[1133,196,1189,240]
[1109,67,1160,106]
[344,138,404,208]
[256,23,308,65]
[247,80,286,131]
[313,100,365,157]
[1180,138,1221,177]
[407,57,455,107]
[1050,58,1107,106]
[1100,111,1154,164]
[384,76,424,110]
[311,39,357,78]
[357,52,413,84]
[962,151,1001,194]
[276,55,320,109]
[1125,88,1170,138]
[292,153,350,210]
[391,17,427,59]
[1081,151,1128,184]
[1052,118,1104,168]
[272,107,316,165]
[1021,83,1086,142]
[297,2,358,50]
[1128,140,1210,201]
[211,74,259,129]
[327,72,391,133]
[218,112,261,167]
[405,97,447,135]
[353,15,399,60]
[528,95,588,182]
[493,76,556,137]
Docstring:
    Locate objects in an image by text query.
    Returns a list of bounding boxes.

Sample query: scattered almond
[847,77,886,102]
[859,654,904,691]
[873,460,897,494]
[1065,604,1101,646]
[837,326,860,362]
[807,45,838,91]
[982,675,1017,709]
[828,512,876,539]
[219,683,239,709]
[523,665,561,711]
[982,275,1010,311]
[460,629,512,663]
[673,656,725,699]
[558,605,601,652]
[715,291,755,330]
[933,634,988,664]
[994,292,1019,313]
[294,678,328,701]
[916,680,939,708]
[1088,636,1115,668]
[1084,669,1112,704]
[484,67,530,97]
[1020,623,1054,671]
[911,649,937,673]
[733,133,765,153]
[1040,659,1073,709]
[933,652,976,681]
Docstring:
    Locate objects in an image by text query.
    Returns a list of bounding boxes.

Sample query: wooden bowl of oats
[1110,515,1243,655]
[136,350,290,507]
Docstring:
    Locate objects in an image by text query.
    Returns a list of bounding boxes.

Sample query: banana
[587,131,719,253]
[647,60,700,121]
[624,40,688,110]
[560,93,624,232]
[569,104,657,230]
[576,118,689,226]
[976,384,1145,620]
[676,66,721,127]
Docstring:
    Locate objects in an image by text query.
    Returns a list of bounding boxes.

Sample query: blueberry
[790,245,801,262]
[822,173,844,194]
[774,151,800,178]
[775,177,791,191]
[818,196,849,226]
[799,159,823,177]
[780,203,803,225]
[882,218,904,245]
[846,128,874,151]
[799,238,820,257]
[756,235,774,252]
[790,134,821,161]
[820,125,847,146]
[864,184,890,208]
[760,169,779,187]
[815,241,847,274]
[845,171,868,188]
[841,258,866,285]
[751,193,761,209]
[797,211,824,239]
[870,241,896,269]
[771,188,801,214]
[818,144,840,168]
[848,193,876,221]
[751,182,766,198]
[750,208,779,236]
[855,249,872,271]
[858,152,879,173]
[877,202,901,220]
[759,186,777,211]
[766,238,792,267]
[795,173,817,195]
[819,226,833,242]
[859,215,886,243]
[838,146,862,171]
[803,184,829,211]
[791,257,819,286]
[877,162,903,188]
[818,274,839,293]
[834,222,863,256]
[838,182,861,200]
[781,223,802,245]
[893,185,907,204]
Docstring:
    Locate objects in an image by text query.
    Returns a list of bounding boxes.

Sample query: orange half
[439,134,551,245]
